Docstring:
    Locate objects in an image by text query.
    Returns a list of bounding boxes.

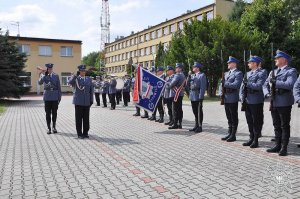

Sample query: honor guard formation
[38,49,300,156]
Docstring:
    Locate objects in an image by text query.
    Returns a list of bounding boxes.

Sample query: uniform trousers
[75,105,90,137]
[224,102,239,128]
[245,103,264,137]
[271,106,292,144]
[123,92,130,106]
[172,96,183,123]
[102,93,107,107]
[94,93,100,106]
[45,101,59,129]
[191,100,203,126]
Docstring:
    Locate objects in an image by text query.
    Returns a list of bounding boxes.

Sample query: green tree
[228,0,249,22]
[155,42,166,67]
[0,31,29,98]
[82,51,100,67]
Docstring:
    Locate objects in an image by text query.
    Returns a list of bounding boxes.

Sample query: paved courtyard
[0,95,300,199]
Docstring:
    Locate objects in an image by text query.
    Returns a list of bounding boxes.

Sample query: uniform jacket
[38,73,62,102]
[163,75,174,99]
[189,72,207,101]
[93,80,101,93]
[101,81,109,94]
[123,79,131,93]
[293,76,300,103]
[263,66,298,107]
[68,75,94,106]
[168,72,186,98]
[108,78,117,94]
[239,69,267,104]
[219,69,243,103]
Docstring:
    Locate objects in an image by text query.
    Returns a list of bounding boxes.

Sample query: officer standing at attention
[122,74,131,107]
[38,63,62,134]
[188,62,207,133]
[168,63,186,129]
[101,78,109,108]
[108,75,117,110]
[93,76,101,106]
[293,76,300,148]
[148,66,166,123]
[263,50,297,156]
[240,56,267,148]
[164,66,175,126]
[68,65,94,139]
[220,56,243,142]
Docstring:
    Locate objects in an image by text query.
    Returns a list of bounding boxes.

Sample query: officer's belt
[225,88,237,93]
[275,88,291,95]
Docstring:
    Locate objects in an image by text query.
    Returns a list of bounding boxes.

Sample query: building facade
[104,0,234,77]
[10,36,82,93]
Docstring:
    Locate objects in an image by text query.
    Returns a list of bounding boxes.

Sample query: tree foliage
[0,31,29,98]
[155,42,166,68]
[83,51,106,77]
[228,0,249,22]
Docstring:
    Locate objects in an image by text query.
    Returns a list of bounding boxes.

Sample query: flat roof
[9,36,82,44]
[105,3,216,47]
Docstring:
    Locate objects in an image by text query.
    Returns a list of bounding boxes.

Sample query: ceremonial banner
[136,65,166,113]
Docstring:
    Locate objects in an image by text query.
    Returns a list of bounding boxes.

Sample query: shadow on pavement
[57,132,141,146]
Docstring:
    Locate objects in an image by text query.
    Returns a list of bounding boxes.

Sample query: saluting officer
[93,76,101,106]
[101,78,109,108]
[240,56,267,148]
[220,56,243,142]
[164,66,175,126]
[293,76,300,148]
[148,66,166,123]
[122,74,131,107]
[168,63,186,129]
[38,63,62,134]
[263,50,298,156]
[108,75,117,110]
[68,65,94,139]
[188,62,207,133]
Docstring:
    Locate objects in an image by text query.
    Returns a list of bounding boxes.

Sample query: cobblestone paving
[0,95,299,199]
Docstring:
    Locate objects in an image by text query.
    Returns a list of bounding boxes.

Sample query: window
[187,18,192,24]
[118,43,121,49]
[163,27,169,35]
[140,35,144,43]
[112,45,115,51]
[61,72,72,86]
[126,52,129,59]
[151,31,156,39]
[130,51,133,57]
[131,39,134,45]
[207,11,213,20]
[18,44,30,55]
[140,49,144,56]
[118,54,121,61]
[170,24,175,33]
[178,21,183,30]
[151,45,156,54]
[60,46,73,57]
[39,45,52,56]
[135,37,138,44]
[145,47,149,55]
[115,44,118,50]
[122,53,125,60]
[126,40,130,47]
[145,33,149,41]
[19,72,31,87]
[197,15,203,21]
[157,29,162,38]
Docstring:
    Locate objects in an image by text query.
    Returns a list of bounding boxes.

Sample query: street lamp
[11,21,20,36]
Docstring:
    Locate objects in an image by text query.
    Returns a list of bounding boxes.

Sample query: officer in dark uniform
[263,50,298,156]
[93,76,101,106]
[148,66,166,123]
[168,63,186,129]
[68,65,94,139]
[108,75,117,110]
[101,78,109,107]
[164,66,175,126]
[122,75,131,107]
[188,62,207,133]
[219,56,243,142]
[240,56,267,148]
[38,63,62,134]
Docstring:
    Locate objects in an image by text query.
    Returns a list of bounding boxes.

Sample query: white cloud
[110,0,150,13]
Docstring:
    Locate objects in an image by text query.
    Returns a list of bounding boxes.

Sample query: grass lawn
[0,102,5,114]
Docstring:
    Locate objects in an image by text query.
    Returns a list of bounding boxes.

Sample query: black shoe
[297,144,300,148]
[47,130,51,135]
[266,144,281,153]
[168,121,174,126]
[165,121,171,125]
[148,116,156,121]
[110,107,115,110]
[195,126,202,133]
[133,113,140,116]
[242,139,253,146]
[168,124,179,129]
[53,128,58,134]
[158,118,164,123]
[141,115,148,119]
[178,123,182,129]
[226,135,236,142]
[189,126,197,132]
[221,134,231,141]
[279,146,287,156]
[78,135,84,139]
[102,105,107,108]
[258,133,262,138]
[83,135,89,139]
[271,138,276,142]
[250,141,258,148]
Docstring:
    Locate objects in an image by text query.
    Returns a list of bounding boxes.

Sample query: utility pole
[11,21,20,36]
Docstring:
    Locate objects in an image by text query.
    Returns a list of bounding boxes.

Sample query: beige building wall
[10,37,82,93]
[104,0,234,77]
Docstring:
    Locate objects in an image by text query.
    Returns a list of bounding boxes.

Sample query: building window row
[107,65,127,74]
[18,44,73,57]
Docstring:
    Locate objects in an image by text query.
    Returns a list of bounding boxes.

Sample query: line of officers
[38,49,300,156]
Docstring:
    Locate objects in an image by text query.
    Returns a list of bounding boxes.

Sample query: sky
[0,0,215,57]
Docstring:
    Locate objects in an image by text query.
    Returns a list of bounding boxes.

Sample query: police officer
[164,66,175,126]
[68,65,94,139]
[148,66,166,123]
[122,74,131,107]
[240,56,267,148]
[101,78,109,107]
[38,63,62,134]
[93,76,101,106]
[188,62,207,133]
[168,63,186,129]
[220,56,243,142]
[293,76,300,147]
[263,50,298,156]
[108,75,117,110]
